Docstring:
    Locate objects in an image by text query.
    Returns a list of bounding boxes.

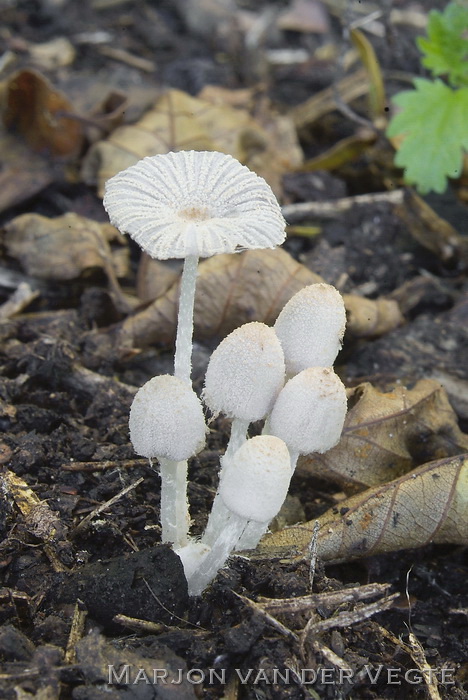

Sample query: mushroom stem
[225,418,250,459]
[174,254,199,384]
[159,457,190,547]
[201,418,249,547]
[187,512,247,596]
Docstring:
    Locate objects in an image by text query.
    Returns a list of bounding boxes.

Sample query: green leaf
[417,3,468,87]
[386,79,468,194]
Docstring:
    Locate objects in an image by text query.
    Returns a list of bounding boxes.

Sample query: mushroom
[104,150,286,384]
[274,283,346,377]
[237,366,347,551]
[269,367,347,470]
[129,374,206,546]
[186,435,291,596]
[201,322,285,546]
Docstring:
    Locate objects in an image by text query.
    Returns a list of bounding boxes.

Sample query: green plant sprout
[386,1,468,194]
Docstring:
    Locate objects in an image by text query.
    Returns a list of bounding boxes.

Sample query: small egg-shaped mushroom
[201,323,285,547]
[129,374,207,546]
[269,367,347,468]
[274,283,346,376]
[129,374,206,461]
[203,321,285,422]
[187,436,291,596]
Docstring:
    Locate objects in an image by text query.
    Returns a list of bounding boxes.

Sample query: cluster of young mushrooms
[104,150,347,596]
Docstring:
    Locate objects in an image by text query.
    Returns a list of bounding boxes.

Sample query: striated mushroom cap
[220,436,291,523]
[269,367,347,455]
[203,322,285,421]
[274,283,346,375]
[103,150,286,260]
[129,374,206,461]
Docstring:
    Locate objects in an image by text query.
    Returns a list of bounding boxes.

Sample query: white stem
[235,520,269,551]
[187,512,246,596]
[236,447,299,551]
[201,418,249,547]
[159,458,190,547]
[174,254,199,384]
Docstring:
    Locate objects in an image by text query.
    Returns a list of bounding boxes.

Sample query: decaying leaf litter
[0,1,467,698]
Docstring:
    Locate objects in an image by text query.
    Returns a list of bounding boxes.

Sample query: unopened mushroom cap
[103,150,286,260]
[129,374,206,460]
[203,322,285,421]
[269,367,347,455]
[220,436,291,523]
[274,284,346,375]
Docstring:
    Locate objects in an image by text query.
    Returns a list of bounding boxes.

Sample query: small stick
[73,477,143,533]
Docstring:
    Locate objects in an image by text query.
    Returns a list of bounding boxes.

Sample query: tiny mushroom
[274,283,346,377]
[129,374,206,546]
[187,435,291,596]
[269,367,347,471]
[104,151,286,384]
[201,322,285,546]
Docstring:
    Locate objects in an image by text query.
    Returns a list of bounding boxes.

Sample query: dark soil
[0,2,467,699]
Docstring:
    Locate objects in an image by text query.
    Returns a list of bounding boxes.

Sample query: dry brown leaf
[81,87,303,196]
[299,379,468,491]
[343,293,404,338]
[261,454,468,563]
[114,248,403,351]
[4,212,126,281]
[116,248,323,350]
[2,69,83,156]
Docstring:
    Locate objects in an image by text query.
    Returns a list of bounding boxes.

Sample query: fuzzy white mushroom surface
[129,374,206,461]
[187,435,291,596]
[203,322,285,422]
[269,367,347,458]
[219,435,292,523]
[274,283,346,376]
[103,150,286,260]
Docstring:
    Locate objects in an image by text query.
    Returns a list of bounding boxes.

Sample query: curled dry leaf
[4,212,127,281]
[343,293,404,338]
[261,454,468,563]
[299,379,468,490]
[2,69,83,157]
[115,248,404,351]
[4,213,132,313]
[117,248,322,350]
[81,87,302,197]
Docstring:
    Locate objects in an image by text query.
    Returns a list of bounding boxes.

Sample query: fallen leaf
[116,248,323,350]
[81,87,303,196]
[261,454,468,563]
[110,248,404,351]
[4,213,132,312]
[2,69,83,156]
[343,293,404,338]
[298,379,468,490]
[4,212,125,280]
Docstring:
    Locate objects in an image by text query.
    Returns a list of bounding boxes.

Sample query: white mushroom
[269,367,347,470]
[274,283,346,377]
[201,322,285,546]
[187,435,291,596]
[129,374,206,546]
[104,151,286,384]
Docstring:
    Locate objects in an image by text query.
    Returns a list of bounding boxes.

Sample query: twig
[282,189,404,223]
[73,477,144,533]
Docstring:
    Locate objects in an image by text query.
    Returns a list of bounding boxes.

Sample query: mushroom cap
[103,150,286,260]
[274,283,346,375]
[203,322,285,421]
[269,367,347,455]
[129,374,206,460]
[220,436,291,523]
